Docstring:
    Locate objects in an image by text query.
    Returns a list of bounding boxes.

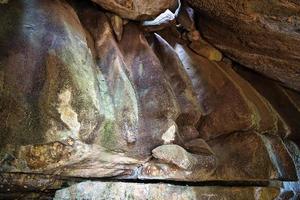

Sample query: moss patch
[100,120,117,149]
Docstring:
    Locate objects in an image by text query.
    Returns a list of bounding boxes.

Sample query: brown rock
[188,0,300,91]
[208,131,297,181]
[184,138,215,156]
[150,33,202,143]
[188,40,223,61]
[0,1,298,192]
[118,23,180,156]
[282,87,300,112]
[139,131,296,182]
[91,0,178,20]
[220,63,278,135]
[237,68,300,144]
[173,43,255,140]
[259,134,297,180]
[176,2,196,31]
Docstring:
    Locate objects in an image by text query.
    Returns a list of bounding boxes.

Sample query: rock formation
[187,0,300,91]
[0,0,300,199]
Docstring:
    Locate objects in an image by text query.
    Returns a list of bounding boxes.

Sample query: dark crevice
[5,173,274,187]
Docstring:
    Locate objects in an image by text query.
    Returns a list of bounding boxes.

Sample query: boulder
[152,144,209,170]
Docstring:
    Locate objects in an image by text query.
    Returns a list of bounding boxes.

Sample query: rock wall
[0,0,299,199]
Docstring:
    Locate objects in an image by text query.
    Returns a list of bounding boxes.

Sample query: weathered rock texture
[91,0,177,20]
[54,181,280,200]
[0,0,299,198]
[188,0,300,91]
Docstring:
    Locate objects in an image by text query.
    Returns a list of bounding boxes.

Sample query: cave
[0,0,300,199]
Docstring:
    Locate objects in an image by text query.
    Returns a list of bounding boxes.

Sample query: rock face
[91,0,177,20]
[237,67,300,144]
[0,0,300,198]
[0,0,143,178]
[188,0,300,91]
[54,181,280,200]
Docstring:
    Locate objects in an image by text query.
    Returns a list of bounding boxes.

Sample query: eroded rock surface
[54,181,280,200]
[0,0,299,198]
[91,0,178,20]
[188,0,300,91]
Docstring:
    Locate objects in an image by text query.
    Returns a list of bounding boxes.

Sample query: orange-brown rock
[118,23,180,156]
[188,0,300,91]
[220,63,279,135]
[91,0,178,20]
[150,33,202,143]
[174,43,256,140]
[237,68,300,144]
[0,1,299,197]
